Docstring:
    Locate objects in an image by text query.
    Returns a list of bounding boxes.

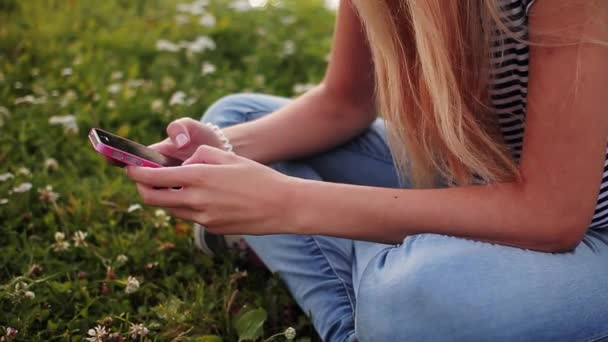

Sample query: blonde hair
[351,0,523,187]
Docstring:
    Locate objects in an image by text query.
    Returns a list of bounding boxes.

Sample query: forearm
[224,84,374,163]
[288,179,590,252]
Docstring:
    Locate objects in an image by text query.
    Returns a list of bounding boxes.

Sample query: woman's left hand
[124,145,297,235]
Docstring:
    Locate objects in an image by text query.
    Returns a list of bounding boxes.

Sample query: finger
[148,138,176,155]
[135,183,193,208]
[183,145,238,165]
[166,207,204,224]
[166,118,199,149]
[125,165,202,187]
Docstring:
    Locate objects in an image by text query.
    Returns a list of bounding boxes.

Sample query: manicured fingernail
[176,133,188,148]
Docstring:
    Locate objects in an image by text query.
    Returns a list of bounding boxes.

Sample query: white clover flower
[86,325,108,342]
[24,291,35,300]
[127,204,142,213]
[53,232,70,252]
[111,71,124,80]
[107,83,122,94]
[201,62,216,76]
[49,115,79,134]
[175,14,190,25]
[156,39,180,52]
[281,40,296,56]
[5,327,18,338]
[293,83,316,95]
[0,173,14,182]
[12,182,32,193]
[128,323,150,339]
[127,79,145,88]
[176,0,208,15]
[0,198,8,205]
[125,276,140,294]
[150,99,163,113]
[230,0,252,11]
[181,35,216,54]
[116,254,128,264]
[284,327,296,340]
[15,281,27,292]
[154,209,171,228]
[17,167,31,177]
[199,13,216,27]
[44,158,59,172]
[169,91,187,106]
[72,230,88,247]
[14,94,46,105]
[61,68,73,77]
[38,185,60,203]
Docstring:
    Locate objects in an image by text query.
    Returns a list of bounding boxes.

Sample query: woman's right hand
[149,118,224,161]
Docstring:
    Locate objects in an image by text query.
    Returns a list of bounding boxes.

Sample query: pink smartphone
[88,128,182,167]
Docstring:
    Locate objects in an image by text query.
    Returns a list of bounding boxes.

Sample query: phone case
[88,128,166,168]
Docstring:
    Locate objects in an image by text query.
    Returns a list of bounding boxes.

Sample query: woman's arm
[290,0,608,252]
[226,0,376,164]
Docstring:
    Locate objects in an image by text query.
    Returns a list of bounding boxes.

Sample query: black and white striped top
[492,0,608,230]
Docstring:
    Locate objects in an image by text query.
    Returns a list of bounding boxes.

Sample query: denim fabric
[201,93,608,342]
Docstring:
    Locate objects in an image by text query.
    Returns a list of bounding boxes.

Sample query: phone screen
[93,128,182,167]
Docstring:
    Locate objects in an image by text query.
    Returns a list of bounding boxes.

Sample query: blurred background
[0,0,337,340]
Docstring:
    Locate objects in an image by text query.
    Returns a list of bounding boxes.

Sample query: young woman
[126,0,608,340]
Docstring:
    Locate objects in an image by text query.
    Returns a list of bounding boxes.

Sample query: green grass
[0,0,334,340]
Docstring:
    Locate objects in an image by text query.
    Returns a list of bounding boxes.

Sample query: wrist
[280,176,313,235]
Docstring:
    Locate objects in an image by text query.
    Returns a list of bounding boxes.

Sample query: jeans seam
[589,331,608,342]
[309,236,357,321]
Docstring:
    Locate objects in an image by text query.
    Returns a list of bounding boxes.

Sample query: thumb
[182,145,237,165]
[166,118,199,149]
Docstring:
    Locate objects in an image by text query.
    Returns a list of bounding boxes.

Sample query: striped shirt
[492,0,608,230]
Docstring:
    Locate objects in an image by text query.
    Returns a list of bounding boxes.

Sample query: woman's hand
[149,118,224,161]
[124,145,297,235]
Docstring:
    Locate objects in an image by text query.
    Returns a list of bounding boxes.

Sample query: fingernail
[176,133,188,148]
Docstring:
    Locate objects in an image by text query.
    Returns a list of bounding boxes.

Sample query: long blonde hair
[351,0,522,187]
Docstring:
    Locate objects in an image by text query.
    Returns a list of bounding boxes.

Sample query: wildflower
[230,0,252,11]
[0,173,14,182]
[52,232,70,252]
[60,89,78,107]
[14,95,46,105]
[72,230,88,247]
[177,0,208,15]
[111,71,123,80]
[4,327,18,338]
[17,167,31,177]
[127,79,145,88]
[49,115,79,134]
[24,291,35,300]
[125,276,140,294]
[293,83,316,95]
[38,185,60,203]
[156,39,180,52]
[182,35,216,53]
[0,199,8,205]
[14,282,27,292]
[175,14,190,25]
[158,241,176,252]
[199,13,216,27]
[128,323,150,339]
[86,325,108,342]
[144,261,159,270]
[201,62,216,76]
[61,68,73,77]
[116,254,128,264]
[44,158,59,172]
[284,327,296,340]
[107,83,122,94]
[127,204,142,213]
[150,99,163,113]
[154,209,170,228]
[28,264,43,277]
[161,76,176,92]
[12,182,32,193]
[169,91,186,106]
[281,40,296,57]
[107,100,116,109]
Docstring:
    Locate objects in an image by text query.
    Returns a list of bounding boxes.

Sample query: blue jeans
[202,93,608,342]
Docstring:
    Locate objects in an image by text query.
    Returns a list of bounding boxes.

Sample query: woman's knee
[355,235,517,340]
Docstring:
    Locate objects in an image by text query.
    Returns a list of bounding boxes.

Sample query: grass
[0,0,335,340]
